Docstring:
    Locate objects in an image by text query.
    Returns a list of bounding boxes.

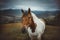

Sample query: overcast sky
[0,0,60,11]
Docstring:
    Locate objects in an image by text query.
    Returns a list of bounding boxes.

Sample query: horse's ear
[21,9,25,16]
[21,9,25,14]
[28,8,31,15]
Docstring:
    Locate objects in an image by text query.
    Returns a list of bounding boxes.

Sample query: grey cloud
[0,0,59,11]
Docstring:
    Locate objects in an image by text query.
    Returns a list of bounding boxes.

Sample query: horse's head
[21,8,36,33]
[21,8,33,27]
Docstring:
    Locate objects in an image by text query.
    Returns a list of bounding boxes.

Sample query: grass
[0,22,60,40]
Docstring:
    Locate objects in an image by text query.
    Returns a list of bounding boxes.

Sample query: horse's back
[40,18,45,24]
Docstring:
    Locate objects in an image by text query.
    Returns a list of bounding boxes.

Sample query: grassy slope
[0,23,60,40]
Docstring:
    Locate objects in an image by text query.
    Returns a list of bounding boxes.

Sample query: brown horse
[21,8,45,40]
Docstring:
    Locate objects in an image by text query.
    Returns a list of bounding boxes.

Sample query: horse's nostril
[21,27,27,34]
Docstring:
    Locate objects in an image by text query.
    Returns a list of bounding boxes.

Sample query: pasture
[0,22,60,40]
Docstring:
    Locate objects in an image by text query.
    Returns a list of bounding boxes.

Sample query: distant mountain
[32,11,58,18]
[0,9,59,16]
[0,9,59,24]
[0,9,22,16]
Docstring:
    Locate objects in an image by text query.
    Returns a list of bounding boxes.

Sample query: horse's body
[21,8,45,40]
[27,12,45,40]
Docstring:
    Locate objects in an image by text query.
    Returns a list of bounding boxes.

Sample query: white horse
[21,8,45,40]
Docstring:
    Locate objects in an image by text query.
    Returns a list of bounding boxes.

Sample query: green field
[0,23,60,40]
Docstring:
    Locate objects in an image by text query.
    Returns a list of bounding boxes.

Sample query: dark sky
[0,0,60,11]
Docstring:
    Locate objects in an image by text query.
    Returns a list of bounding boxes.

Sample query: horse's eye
[28,17,31,18]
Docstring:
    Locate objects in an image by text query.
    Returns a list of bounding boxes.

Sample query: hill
[0,22,60,40]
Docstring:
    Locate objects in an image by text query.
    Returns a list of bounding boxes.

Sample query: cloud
[0,0,59,11]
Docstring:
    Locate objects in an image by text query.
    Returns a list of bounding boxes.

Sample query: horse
[21,8,45,40]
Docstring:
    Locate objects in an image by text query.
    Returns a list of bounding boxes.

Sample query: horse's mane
[31,12,40,23]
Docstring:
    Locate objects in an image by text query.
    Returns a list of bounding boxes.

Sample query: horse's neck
[28,12,45,33]
[27,12,38,33]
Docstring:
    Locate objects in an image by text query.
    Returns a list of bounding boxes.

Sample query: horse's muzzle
[21,27,27,34]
